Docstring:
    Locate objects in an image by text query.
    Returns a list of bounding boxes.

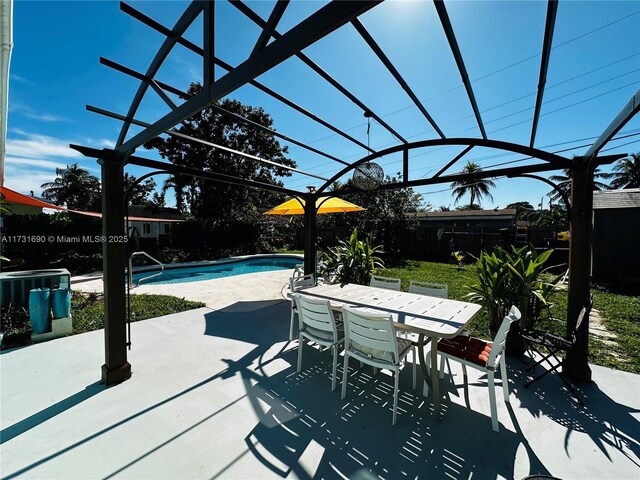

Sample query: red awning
[0,186,66,210]
[1,186,184,223]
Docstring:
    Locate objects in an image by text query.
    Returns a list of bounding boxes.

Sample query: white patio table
[298,282,482,420]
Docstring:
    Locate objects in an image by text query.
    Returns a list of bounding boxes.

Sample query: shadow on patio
[203,301,545,479]
[1,301,638,479]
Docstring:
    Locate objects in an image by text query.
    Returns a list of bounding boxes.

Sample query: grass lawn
[72,293,206,334]
[379,260,640,374]
[1,293,205,349]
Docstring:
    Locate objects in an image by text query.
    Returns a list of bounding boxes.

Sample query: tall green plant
[318,228,384,285]
[505,245,563,331]
[466,245,561,336]
[466,248,513,335]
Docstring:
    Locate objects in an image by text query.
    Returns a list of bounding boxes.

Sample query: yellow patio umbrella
[264,196,365,215]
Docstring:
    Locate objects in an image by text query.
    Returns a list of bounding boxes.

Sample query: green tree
[40,163,101,211]
[506,201,534,213]
[506,201,536,220]
[450,161,496,208]
[531,204,569,229]
[123,173,162,206]
[145,83,296,222]
[603,153,640,189]
[455,203,482,211]
[547,166,609,203]
[344,174,427,223]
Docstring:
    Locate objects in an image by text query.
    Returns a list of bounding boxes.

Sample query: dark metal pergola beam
[530,0,558,148]
[120,2,375,154]
[116,0,382,155]
[229,0,408,144]
[98,57,350,166]
[317,137,572,194]
[85,105,330,181]
[351,18,445,139]
[432,145,474,178]
[116,1,203,148]
[250,0,289,56]
[149,80,177,110]
[433,0,487,139]
[329,152,623,197]
[584,88,640,159]
[203,1,215,87]
[332,161,569,196]
[70,145,304,197]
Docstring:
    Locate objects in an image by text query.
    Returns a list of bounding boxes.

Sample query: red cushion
[438,336,493,368]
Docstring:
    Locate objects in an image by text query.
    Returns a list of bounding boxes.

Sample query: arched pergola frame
[71,0,639,387]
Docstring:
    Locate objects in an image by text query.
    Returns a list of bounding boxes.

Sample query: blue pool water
[131,256,301,285]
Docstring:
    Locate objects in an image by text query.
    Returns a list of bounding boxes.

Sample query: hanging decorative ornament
[352,111,384,190]
[352,162,384,190]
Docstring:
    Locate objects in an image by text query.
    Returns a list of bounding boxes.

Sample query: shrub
[318,227,384,285]
[466,245,562,336]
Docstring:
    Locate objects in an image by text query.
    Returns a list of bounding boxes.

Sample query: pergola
[71,0,639,386]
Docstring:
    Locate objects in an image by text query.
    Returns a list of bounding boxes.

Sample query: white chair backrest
[295,293,338,341]
[370,275,401,291]
[290,273,315,292]
[487,306,521,368]
[342,306,400,365]
[292,264,305,279]
[408,281,448,298]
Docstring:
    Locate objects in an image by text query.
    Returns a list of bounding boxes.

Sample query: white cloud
[10,74,35,85]
[6,132,83,159]
[2,132,103,194]
[3,163,56,195]
[9,102,72,123]
[98,138,116,148]
[4,156,69,170]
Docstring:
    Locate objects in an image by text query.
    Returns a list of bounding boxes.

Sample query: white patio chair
[405,281,449,367]
[424,306,521,432]
[369,275,401,291]
[292,264,304,279]
[289,274,315,341]
[341,306,417,426]
[408,280,448,298]
[295,293,344,392]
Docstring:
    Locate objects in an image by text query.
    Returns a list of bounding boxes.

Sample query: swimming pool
[131,256,302,285]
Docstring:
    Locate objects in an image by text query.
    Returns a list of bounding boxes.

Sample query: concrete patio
[1,292,639,479]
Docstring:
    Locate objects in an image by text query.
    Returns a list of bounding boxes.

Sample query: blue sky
[5,0,640,210]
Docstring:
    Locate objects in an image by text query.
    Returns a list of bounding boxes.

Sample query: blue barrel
[29,288,51,334]
[51,288,72,318]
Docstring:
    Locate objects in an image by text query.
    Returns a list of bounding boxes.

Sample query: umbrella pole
[303,194,317,275]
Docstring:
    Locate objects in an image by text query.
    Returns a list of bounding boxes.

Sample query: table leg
[417,334,431,388]
[430,335,441,420]
[418,334,441,420]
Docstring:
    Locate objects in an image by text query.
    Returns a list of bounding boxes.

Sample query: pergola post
[99,154,131,385]
[303,193,317,275]
[563,156,594,383]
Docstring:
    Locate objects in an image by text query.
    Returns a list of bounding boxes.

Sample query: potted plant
[466,245,562,355]
[318,227,385,285]
[451,250,465,271]
[466,247,513,338]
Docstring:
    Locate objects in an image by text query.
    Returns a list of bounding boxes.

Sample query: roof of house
[1,187,185,222]
[128,205,185,221]
[411,208,517,221]
[593,188,640,210]
[1,186,65,210]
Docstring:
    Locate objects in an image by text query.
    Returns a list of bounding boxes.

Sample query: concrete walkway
[1,291,639,479]
[72,269,294,309]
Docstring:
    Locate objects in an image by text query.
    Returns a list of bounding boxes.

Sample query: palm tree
[41,163,101,210]
[604,153,640,189]
[548,167,609,203]
[450,161,496,208]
